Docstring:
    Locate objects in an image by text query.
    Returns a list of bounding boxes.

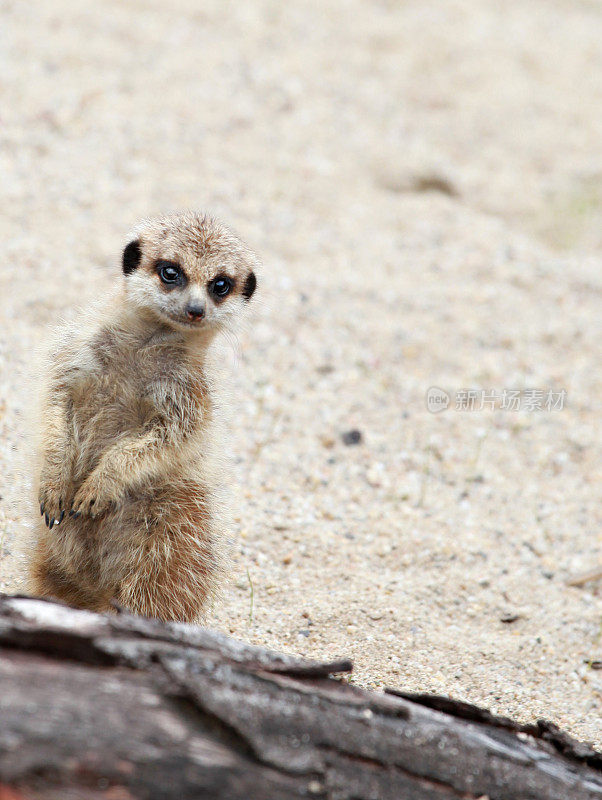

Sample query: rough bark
[0,594,600,800]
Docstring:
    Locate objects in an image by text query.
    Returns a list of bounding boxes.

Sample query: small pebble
[342,429,363,446]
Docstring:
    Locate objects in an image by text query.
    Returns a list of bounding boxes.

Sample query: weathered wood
[0,595,600,800]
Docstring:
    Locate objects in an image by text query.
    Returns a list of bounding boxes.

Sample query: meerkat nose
[186,303,205,321]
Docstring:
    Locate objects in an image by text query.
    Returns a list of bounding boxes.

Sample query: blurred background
[0,1,601,744]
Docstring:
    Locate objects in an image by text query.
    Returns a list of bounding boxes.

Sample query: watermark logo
[426,388,567,413]
[426,387,451,413]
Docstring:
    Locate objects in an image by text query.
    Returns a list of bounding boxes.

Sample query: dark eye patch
[123,240,141,275]
[155,260,187,287]
[242,271,256,300]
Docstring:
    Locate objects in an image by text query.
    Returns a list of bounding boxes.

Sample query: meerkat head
[121,211,258,335]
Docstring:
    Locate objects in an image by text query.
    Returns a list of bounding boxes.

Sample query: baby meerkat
[30,211,258,622]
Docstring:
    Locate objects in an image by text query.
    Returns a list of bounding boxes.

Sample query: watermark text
[426,387,567,414]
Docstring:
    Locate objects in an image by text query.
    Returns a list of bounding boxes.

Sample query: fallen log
[0,594,600,800]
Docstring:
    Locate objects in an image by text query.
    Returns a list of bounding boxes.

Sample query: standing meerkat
[30,211,258,622]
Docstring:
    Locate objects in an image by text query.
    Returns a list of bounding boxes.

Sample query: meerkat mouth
[159,310,207,330]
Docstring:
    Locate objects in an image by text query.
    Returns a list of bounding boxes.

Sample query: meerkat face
[122,212,257,334]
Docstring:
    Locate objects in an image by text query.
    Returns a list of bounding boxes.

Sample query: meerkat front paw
[70,473,117,519]
[38,477,68,530]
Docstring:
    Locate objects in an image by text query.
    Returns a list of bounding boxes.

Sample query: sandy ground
[1,0,601,746]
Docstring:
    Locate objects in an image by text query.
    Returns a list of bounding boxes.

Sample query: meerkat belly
[48,471,214,590]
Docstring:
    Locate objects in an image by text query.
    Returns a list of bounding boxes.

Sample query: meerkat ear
[122,240,142,275]
[242,270,256,300]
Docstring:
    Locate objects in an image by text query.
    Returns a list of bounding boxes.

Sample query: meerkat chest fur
[31,211,258,623]
[68,322,210,484]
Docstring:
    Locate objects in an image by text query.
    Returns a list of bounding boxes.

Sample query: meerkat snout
[186,302,205,321]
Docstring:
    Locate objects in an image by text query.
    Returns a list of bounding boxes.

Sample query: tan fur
[29,212,258,622]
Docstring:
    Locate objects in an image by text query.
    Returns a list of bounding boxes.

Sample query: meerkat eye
[156,260,184,286]
[211,276,233,299]
[160,265,180,283]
